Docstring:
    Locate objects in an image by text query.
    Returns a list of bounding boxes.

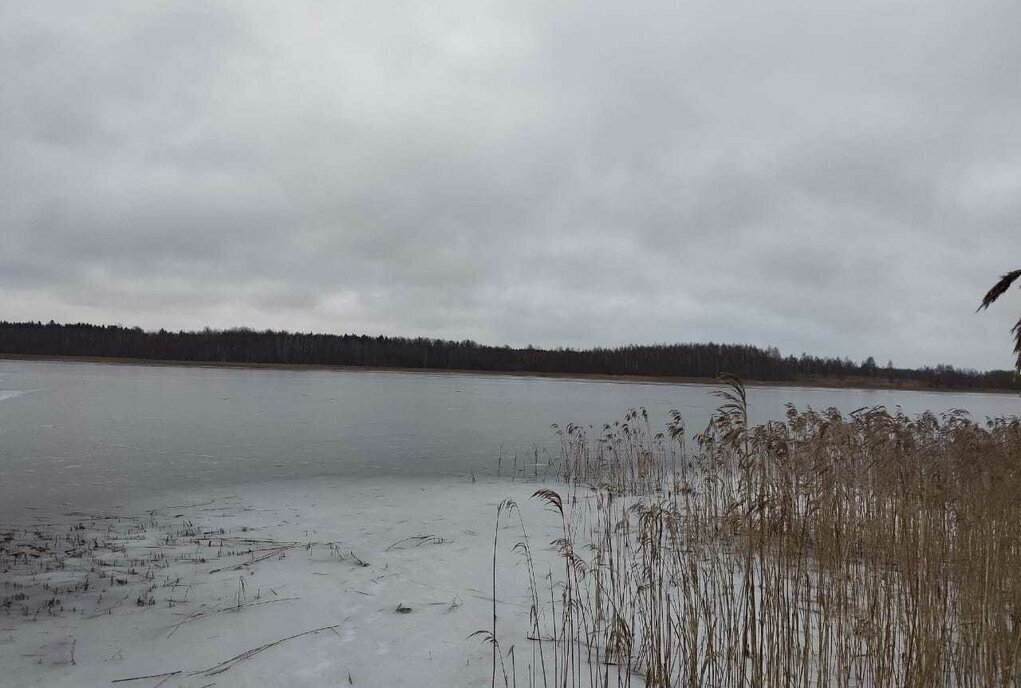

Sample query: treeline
[0,321,1018,391]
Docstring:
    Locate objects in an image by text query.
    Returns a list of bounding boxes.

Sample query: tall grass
[495,378,1021,687]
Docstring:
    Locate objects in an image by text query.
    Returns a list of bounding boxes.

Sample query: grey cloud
[1,0,1020,369]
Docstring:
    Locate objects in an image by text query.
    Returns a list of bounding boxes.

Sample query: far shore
[2,352,1016,396]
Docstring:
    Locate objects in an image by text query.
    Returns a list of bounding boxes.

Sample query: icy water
[0,359,1017,516]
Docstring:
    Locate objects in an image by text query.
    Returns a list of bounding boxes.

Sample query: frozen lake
[0,358,1017,517]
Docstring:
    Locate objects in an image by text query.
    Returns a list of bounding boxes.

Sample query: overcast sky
[2,1,1020,370]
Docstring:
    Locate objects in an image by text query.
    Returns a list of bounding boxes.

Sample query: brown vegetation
[491,377,1021,687]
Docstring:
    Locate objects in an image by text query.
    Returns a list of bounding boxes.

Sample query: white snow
[0,476,567,687]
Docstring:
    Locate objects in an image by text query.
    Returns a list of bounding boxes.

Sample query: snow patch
[0,476,565,687]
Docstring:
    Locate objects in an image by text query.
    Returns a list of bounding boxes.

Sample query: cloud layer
[2,0,1020,369]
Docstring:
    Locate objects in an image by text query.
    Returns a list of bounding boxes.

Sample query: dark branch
[977,270,1021,311]
[1014,317,1021,371]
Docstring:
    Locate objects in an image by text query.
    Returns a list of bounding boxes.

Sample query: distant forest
[1,321,1018,391]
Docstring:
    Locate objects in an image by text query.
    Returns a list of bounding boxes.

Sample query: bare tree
[978,269,1021,371]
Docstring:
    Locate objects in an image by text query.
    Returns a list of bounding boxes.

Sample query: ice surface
[0,476,565,687]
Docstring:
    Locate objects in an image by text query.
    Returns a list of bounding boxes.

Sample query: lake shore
[0,475,564,687]
[2,353,1014,396]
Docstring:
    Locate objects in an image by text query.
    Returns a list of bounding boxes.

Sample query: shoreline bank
[2,352,1015,396]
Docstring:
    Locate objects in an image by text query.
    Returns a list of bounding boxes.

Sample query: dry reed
[490,377,1021,687]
